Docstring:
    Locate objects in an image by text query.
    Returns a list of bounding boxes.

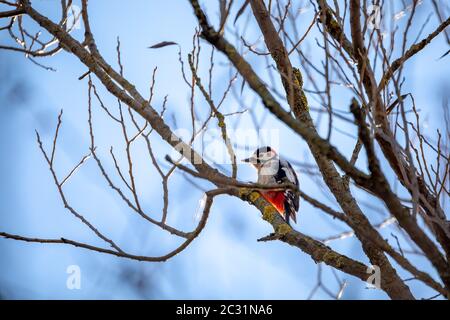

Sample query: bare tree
[1,0,449,300]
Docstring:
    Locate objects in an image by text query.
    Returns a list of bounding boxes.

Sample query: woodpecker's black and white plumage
[243,146,299,225]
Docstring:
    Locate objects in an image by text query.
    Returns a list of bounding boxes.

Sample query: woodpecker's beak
[242,156,256,164]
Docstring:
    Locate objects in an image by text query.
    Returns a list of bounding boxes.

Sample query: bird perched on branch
[242,146,299,225]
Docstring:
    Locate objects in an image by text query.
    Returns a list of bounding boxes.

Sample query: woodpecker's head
[242,146,278,168]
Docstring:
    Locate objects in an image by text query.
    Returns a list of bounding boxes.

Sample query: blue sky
[0,0,449,299]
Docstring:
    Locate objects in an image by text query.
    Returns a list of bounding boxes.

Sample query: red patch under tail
[261,191,286,219]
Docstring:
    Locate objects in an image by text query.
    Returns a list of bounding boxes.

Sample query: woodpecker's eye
[252,146,276,163]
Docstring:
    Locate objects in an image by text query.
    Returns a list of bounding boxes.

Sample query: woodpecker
[242,146,299,225]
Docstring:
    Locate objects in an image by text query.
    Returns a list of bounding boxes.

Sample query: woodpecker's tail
[284,190,297,224]
[261,190,297,225]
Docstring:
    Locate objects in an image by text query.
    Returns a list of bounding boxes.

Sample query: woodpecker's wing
[281,160,299,208]
[275,159,300,223]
